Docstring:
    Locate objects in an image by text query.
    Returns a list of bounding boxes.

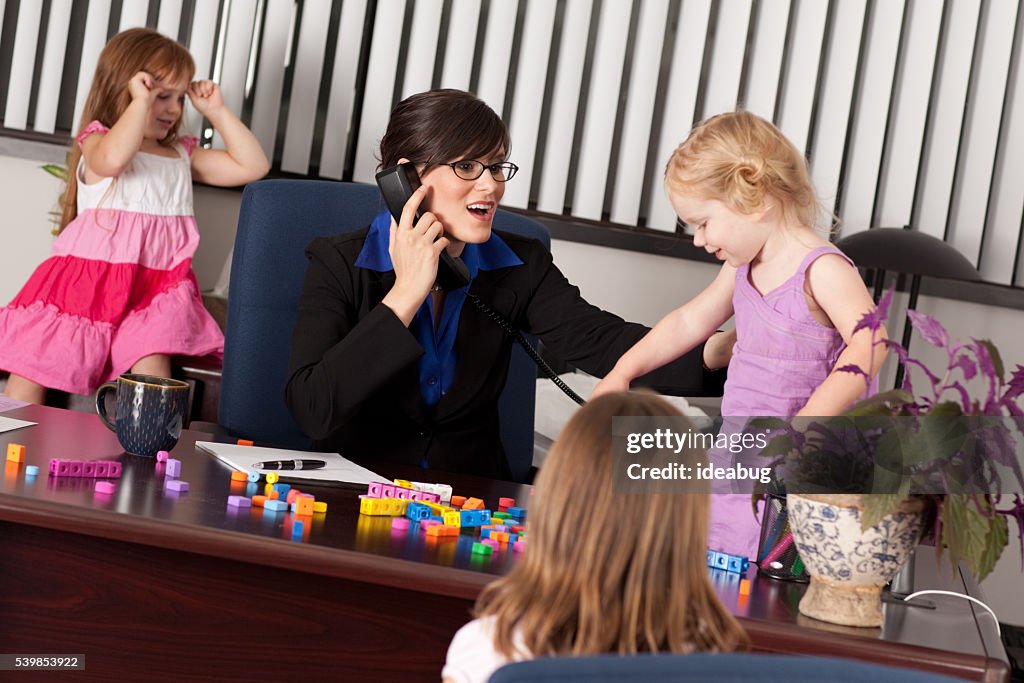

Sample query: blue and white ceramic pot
[787,493,925,627]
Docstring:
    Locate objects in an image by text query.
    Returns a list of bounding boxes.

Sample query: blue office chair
[489,653,964,682]
[220,178,548,482]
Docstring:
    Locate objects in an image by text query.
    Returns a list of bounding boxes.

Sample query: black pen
[253,459,327,470]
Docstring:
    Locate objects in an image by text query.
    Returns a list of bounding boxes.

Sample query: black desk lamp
[836,228,982,389]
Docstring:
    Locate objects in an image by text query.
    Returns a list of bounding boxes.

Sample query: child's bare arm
[798,255,887,416]
[82,71,155,180]
[593,265,736,396]
[188,81,270,186]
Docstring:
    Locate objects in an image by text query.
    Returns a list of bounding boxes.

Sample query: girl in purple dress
[594,111,886,558]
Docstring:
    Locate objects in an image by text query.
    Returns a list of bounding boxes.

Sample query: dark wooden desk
[0,405,1010,682]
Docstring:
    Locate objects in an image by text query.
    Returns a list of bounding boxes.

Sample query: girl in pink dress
[594,111,886,558]
[0,28,269,403]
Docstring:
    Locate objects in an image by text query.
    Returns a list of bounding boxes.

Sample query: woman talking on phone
[285,88,729,479]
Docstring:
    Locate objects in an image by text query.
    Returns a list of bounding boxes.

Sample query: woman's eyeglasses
[432,160,520,182]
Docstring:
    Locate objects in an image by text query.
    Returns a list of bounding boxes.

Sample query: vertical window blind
[1,0,1022,286]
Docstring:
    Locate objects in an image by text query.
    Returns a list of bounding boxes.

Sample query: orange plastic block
[450,495,467,508]
[462,497,485,510]
[426,524,446,537]
[295,495,315,516]
[498,497,515,508]
[442,525,460,537]
[6,443,25,463]
[491,531,510,543]
[739,579,751,596]
[252,495,267,507]
[230,470,248,482]
[268,489,280,500]
[237,439,254,446]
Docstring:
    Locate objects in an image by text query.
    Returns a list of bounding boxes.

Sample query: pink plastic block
[94,481,115,495]
[481,539,500,550]
[164,479,189,493]
[513,540,527,552]
[57,461,71,476]
[156,450,170,462]
[227,495,251,508]
[421,491,440,503]
[93,461,110,477]
[420,519,441,530]
[49,459,60,474]
[409,490,423,501]
[391,517,410,530]
[367,482,384,498]
[68,461,83,476]
[108,462,122,478]
[395,488,410,500]
[381,484,396,498]
[82,461,96,477]
[165,459,181,479]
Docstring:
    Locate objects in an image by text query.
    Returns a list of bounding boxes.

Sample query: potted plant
[756,289,1024,627]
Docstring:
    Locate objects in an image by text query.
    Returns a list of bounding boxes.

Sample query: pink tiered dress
[0,121,224,394]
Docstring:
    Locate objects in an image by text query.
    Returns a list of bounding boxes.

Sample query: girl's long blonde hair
[59,28,194,234]
[475,391,750,658]
[666,110,823,231]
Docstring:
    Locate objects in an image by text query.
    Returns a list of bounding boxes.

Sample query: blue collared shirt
[355,210,523,408]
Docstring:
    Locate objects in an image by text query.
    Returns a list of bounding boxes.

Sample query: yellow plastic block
[394,479,413,488]
[266,472,280,484]
[443,511,461,527]
[313,501,328,513]
[6,443,25,463]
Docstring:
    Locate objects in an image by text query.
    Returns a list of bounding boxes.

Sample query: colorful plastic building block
[462,497,485,511]
[294,495,315,516]
[48,459,122,478]
[292,519,305,536]
[230,470,248,482]
[24,465,39,477]
[498,497,515,508]
[392,517,410,530]
[506,506,527,519]
[707,549,749,574]
[313,501,328,513]
[156,450,170,462]
[264,499,288,512]
[94,481,116,495]
[266,472,279,484]
[247,469,260,483]
[7,443,26,462]
[164,479,189,493]
[251,495,267,507]
[237,439,254,446]
[471,542,493,555]
[450,495,467,508]
[513,540,527,552]
[227,495,251,508]
[165,459,182,478]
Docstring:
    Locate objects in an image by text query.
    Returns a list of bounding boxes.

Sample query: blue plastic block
[264,499,288,512]
[25,465,39,477]
[479,509,492,524]
[272,483,291,496]
[707,549,749,574]
[292,519,305,536]
[480,528,492,539]
[507,506,526,519]
[247,469,261,483]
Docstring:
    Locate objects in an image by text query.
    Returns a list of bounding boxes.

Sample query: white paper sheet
[0,416,36,433]
[195,441,383,486]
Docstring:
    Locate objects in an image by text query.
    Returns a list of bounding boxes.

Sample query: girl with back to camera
[442,391,750,683]
[0,28,269,404]
[593,111,885,557]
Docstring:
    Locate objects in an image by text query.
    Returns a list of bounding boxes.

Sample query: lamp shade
[836,228,981,281]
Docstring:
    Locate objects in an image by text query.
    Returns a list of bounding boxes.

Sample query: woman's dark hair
[378,89,510,169]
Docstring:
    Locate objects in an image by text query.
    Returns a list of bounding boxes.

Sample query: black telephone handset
[375,162,471,291]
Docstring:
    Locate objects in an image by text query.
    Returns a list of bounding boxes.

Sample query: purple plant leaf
[837,364,870,379]
[907,309,950,349]
[972,340,1001,412]
[997,494,1024,570]
[940,381,974,414]
[951,353,978,382]
[1005,365,1024,402]
[853,287,894,336]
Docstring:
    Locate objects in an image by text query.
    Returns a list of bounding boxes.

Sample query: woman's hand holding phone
[381,186,451,326]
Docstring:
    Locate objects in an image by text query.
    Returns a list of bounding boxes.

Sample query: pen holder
[756,493,808,582]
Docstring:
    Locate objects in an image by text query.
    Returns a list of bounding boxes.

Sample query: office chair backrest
[488,653,965,683]
[221,178,548,481]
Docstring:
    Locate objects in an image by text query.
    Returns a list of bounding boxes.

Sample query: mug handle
[95,382,117,432]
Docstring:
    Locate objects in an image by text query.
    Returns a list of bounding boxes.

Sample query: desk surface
[0,404,1011,682]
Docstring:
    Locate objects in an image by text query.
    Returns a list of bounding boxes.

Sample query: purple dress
[708,246,858,559]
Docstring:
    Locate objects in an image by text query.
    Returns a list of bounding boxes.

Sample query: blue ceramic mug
[95,374,190,457]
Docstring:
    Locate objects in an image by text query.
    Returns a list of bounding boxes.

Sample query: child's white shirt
[442,616,530,683]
